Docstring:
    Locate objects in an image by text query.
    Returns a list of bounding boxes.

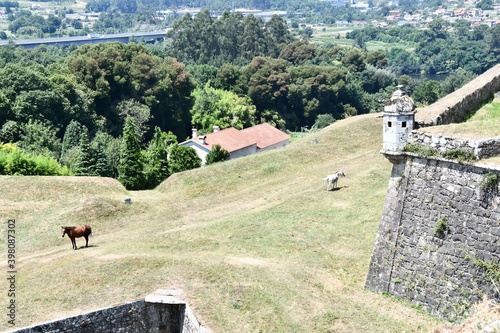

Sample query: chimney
[198,135,206,145]
[192,128,198,139]
[213,125,220,133]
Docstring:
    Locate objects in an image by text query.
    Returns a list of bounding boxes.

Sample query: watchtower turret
[382,85,415,152]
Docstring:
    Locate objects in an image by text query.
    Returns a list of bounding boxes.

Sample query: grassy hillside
[0,113,440,332]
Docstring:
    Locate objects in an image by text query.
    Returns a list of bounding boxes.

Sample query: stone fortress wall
[415,64,500,127]
[7,289,209,333]
[366,64,500,319]
[408,132,500,160]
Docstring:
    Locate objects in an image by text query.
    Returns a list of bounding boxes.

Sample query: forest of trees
[347,19,500,75]
[0,11,495,189]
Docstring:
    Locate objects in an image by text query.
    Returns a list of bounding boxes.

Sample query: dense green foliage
[168,144,202,174]
[66,43,195,139]
[0,7,491,188]
[347,22,499,75]
[191,84,257,133]
[167,11,293,67]
[0,143,69,175]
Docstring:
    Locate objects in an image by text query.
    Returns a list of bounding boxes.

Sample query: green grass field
[0,113,445,332]
[310,25,415,52]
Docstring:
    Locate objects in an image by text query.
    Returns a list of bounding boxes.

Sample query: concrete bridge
[0,31,168,49]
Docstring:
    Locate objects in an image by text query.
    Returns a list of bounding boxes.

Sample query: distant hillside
[0,113,440,332]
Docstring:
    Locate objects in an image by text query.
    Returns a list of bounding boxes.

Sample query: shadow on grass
[328,186,349,192]
[73,244,99,250]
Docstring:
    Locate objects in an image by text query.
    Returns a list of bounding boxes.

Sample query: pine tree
[61,120,84,166]
[118,116,144,190]
[73,129,95,176]
[143,127,170,189]
[91,131,114,178]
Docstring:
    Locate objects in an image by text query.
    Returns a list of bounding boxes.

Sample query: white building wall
[229,145,257,160]
[383,113,414,151]
[257,140,290,152]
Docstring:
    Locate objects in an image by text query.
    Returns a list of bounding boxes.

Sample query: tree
[118,116,144,190]
[215,11,245,65]
[190,83,257,133]
[440,70,476,95]
[240,15,268,62]
[143,127,171,189]
[205,144,230,165]
[314,114,335,129]
[117,99,151,142]
[168,144,201,174]
[485,24,500,55]
[18,119,61,159]
[245,57,290,117]
[365,51,388,69]
[264,15,295,58]
[279,40,316,66]
[73,129,95,176]
[342,48,366,73]
[0,121,21,144]
[213,64,246,96]
[477,0,493,10]
[412,80,442,106]
[67,43,195,139]
[91,131,114,177]
[61,120,85,167]
[113,0,137,13]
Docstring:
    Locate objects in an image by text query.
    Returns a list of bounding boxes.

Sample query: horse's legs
[84,235,89,248]
[71,237,76,250]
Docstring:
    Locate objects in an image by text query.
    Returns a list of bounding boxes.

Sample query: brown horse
[61,225,92,250]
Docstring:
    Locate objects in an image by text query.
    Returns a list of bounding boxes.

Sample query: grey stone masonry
[7,289,210,333]
[366,154,500,320]
[409,132,500,160]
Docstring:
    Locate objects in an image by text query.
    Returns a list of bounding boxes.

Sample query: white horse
[324,170,345,191]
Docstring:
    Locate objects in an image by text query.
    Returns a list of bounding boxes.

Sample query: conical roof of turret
[384,85,415,114]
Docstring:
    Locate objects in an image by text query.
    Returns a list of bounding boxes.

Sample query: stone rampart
[409,132,500,160]
[415,64,500,127]
[366,153,500,319]
[6,289,209,333]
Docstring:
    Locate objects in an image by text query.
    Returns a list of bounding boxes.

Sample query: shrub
[5,149,37,175]
[206,144,230,165]
[472,257,500,285]
[433,216,449,238]
[480,172,499,192]
[442,148,475,163]
[403,143,438,157]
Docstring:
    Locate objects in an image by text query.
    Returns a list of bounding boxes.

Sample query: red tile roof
[240,123,291,149]
[187,123,290,153]
[203,127,256,152]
